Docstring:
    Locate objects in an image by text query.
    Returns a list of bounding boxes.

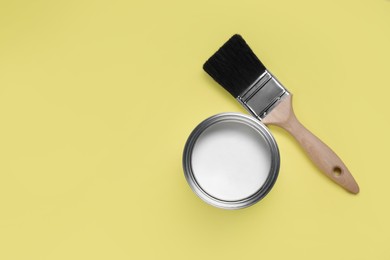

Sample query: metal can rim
[182,112,280,210]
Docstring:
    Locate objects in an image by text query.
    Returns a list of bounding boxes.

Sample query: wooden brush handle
[263,94,359,194]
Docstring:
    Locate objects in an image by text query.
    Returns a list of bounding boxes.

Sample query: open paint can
[183,113,280,209]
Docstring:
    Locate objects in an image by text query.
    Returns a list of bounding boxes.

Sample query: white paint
[191,121,272,201]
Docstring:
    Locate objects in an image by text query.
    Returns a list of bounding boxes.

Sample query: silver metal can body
[183,113,280,209]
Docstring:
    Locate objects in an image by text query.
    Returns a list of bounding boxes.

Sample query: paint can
[183,113,280,209]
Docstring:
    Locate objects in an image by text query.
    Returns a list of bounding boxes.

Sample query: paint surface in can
[191,121,272,201]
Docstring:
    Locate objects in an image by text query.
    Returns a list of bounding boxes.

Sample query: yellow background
[0,0,389,259]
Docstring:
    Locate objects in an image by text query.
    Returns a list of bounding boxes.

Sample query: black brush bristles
[203,34,266,98]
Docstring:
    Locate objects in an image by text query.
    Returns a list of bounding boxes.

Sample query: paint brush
[203,34,359,194]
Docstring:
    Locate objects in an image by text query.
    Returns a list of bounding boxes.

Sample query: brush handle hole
[333,166,343,177]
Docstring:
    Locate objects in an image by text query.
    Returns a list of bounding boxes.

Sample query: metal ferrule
[237,70,290,120]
